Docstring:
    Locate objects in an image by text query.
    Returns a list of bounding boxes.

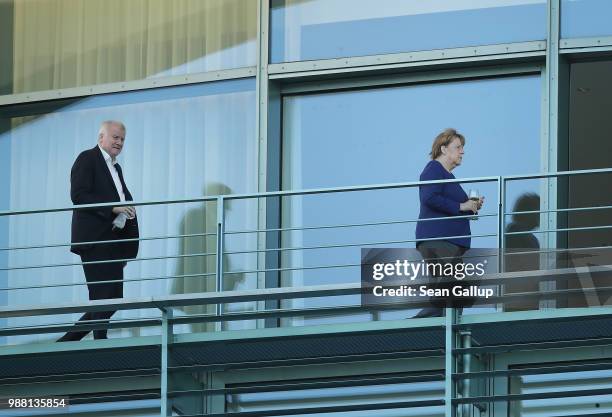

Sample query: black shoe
[412,307,444,318]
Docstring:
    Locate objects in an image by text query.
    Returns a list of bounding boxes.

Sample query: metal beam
[560,35,612,49]
[181,399,446,417]
[3,265,612,319]
[280,63,542,95]
[269,41,545,79]
[0,67,256,106]
[175,316,443,345]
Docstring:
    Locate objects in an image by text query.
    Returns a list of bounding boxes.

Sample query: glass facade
[0,0,257,95]
[1,1,611,416]
[561,0,612,38]
[271,0,546,63]
[280,75,542,323]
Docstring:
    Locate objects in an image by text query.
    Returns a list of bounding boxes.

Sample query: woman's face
[442,137,464,168]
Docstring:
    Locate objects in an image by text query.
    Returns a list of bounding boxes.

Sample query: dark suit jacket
[70,146,139,259]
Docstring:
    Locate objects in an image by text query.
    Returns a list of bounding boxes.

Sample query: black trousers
[58,244,124,341]
[417,240,470,311]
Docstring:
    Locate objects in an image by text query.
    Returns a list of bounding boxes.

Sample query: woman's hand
[477,196,485,210]
[112,205,136,219]
[460,200,479,214]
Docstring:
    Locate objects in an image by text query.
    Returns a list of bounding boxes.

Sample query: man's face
[98,124,125,158]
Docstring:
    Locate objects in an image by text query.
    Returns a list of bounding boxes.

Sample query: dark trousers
[414,241,468,317]
[58,244,124,341]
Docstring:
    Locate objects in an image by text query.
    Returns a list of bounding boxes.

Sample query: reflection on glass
[511,368,612,416]
[0,0,257,95]
[227,378,444,416]
[504,192,541,312]
[0,78,257,344]
[561,0,612,38]
[281,75,542,325]
[271,0,546,63]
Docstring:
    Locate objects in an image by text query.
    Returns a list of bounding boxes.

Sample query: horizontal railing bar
[503,166,612,181]
[224,232,497,257]
[0,283,364,318]
[453,361,612,380]
[10,284,610,337]
[170,373,444,396]
[506,224,612,236]
[0,176,500,218]
[224,212,497,236]
[169,349,445,374]
[453,387,612,404]
[182,399,445,417]
[1,167,610,220]
[1,301,443,338]
[62,391,160,404]
[0,196,218,217]
[221,177,499,201]
[500,243,612,259]
[171,302,438,325]
[0,317,161,336]
[0,250,217,272]
[224,167,612,201]
[3,264,611,318]
[455,336,612,355]
[1,271,215,292]
[0,231,216,252]
[0,368,160,386]
[504,203,612,217]
[4,288,601,337]
[2,247,497,292]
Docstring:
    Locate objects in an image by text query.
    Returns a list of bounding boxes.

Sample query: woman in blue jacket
[414,128,483,317]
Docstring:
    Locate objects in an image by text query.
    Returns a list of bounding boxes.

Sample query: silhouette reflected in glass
[171,183,245,333]
[504,192,540,311]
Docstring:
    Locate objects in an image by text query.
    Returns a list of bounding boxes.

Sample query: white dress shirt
[98,145,126,202]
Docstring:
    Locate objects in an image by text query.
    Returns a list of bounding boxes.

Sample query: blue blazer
[415,160,471,248]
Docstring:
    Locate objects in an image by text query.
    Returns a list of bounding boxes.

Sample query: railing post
[160,307,173,417]
[445,307,457,417]
[459,330,472,417]
[215,196,225,331]
[497,176,506,311]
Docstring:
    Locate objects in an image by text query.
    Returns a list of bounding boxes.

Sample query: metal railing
[1,167,612,335]
[2,167,612,417]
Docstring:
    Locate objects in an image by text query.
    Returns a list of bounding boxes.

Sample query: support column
[445,308,457,417]
[215,196,225,331]
[459,330,473,417]
[160,308,173,417]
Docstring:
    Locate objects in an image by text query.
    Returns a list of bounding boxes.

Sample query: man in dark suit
[58,121,139,341]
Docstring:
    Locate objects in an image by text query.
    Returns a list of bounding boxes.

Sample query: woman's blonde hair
[430,128,465,160]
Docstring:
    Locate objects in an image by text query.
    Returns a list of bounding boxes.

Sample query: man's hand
[112,206,136,219]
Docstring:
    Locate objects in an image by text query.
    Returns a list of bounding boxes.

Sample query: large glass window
[561,0,612,39]
[270,0,546,63]
[0,0,257,95]
[227,373,444,416]
[280,74,543,325]
[0,78,257,344]
[510,363,612,416]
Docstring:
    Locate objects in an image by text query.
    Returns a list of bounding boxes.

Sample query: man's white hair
[98,120,126,137]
